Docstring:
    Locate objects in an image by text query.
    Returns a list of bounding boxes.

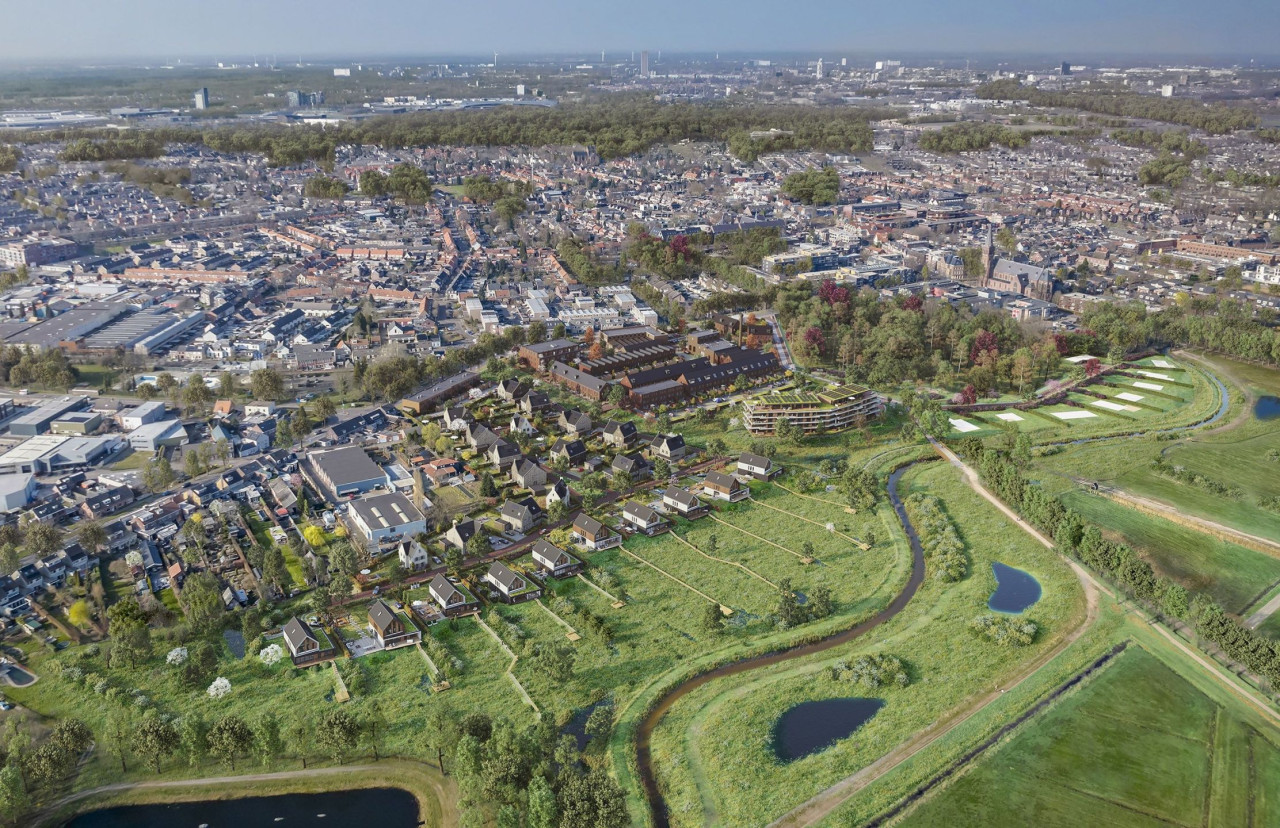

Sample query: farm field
[895,646,1280,828]
[642,460,1086,827]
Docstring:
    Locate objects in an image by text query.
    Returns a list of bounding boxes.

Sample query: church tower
[980,224,996,287]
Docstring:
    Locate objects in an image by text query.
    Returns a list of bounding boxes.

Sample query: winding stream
[634,462,930,827]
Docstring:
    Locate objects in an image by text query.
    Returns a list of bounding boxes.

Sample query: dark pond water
[3,664,35,686]
[771,697,885,762]
[988,562,1042,614]
[1256,396,1280,420]
[64,787,419,828]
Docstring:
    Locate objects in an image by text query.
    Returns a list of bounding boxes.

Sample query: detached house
[487,439,522,470]
[396,539,431,571]
[368,599,421,650]
[500,497,543,533]
[622,501,669,535]
[572,513,621,550]
[702,470,748,502]
[551,438,587,467]
[510,457,547,491]
[602,420,638,449]
[531,539,582,578]
[648,433,686,461]
[519,391,551,414]
[443,518,482,551]
[558,410,593,437]
[509,414,537,436]
[546,477,572,507]
[662,485,704,518]
[465,422,499,452]
[610,453,651,481]
[430,574,478,616]
[497,379,529,402]
[443,406,473,431]
[737,452,778,481]
[484,561,541,603]
[282,616,338,667]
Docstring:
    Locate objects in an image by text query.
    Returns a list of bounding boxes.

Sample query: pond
[1256,396,1280,420]
[771,697,885,762]
[988,562,1042,614]
[65,787,419,828]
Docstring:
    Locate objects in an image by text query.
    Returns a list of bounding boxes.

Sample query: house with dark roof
[487,439,522,470]
[483,561,541,603]
[602,420,639,449]
[465,422,499,452]
[531,539,581,578]
[610,452,651,481]
[443,518,482,551]
[648,433,686,461]
[622,501,668,535]
[702,470,748,502]
[281,616,338,666]
[367,599,421,650]
[500,497,543,533]
[572,512,620,550]
[737,452,778,481]
[549,361,610,401]
[497,379,529,402]
[443,406,473,431]
[510,457,547,491]
[546,477,572,507]
[518,391,551,414]
[551,438,587,466]
[558,409,593,437]
[429,574,478,616]
[661,485,705,518]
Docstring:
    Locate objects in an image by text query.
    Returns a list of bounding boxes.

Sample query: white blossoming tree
[207,676,232,698]
[166,646,188,666]
[258,644,284,666]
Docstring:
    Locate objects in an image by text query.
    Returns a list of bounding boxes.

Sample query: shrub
[258,644,284,666]
[832,653,910,688]
[970,614,1038,647]
[207,677,232,698]
[166,646,189,666]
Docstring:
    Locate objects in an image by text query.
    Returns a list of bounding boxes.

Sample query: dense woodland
[780,167,840,204]
[1,98,894,167]
[976,80,1259,134]
[917,123,1043,154]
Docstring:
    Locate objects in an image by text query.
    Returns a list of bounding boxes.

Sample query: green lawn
[642,460,1087,827]
[897,646,1280,827]
[1053,487,1280,614]
[109,449,152,471]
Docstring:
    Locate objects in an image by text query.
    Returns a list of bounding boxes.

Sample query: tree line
[960,442,1280,688]
[3,97,895,167]
[976,80,1258,134]
[917,123,1042,154]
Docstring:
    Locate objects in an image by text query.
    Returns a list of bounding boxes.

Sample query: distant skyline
[1,0,1278,63]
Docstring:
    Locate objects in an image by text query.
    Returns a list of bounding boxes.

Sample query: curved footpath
[634,463,928,828]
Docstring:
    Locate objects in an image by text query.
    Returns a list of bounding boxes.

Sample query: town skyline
[2,0,1279,63]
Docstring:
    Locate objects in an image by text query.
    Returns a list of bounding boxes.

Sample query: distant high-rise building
[1060,61,1071,75]
[286,90,324,108]
[640,50,650,78]
[333,68,351,77]
[516,84,526,96]
[193,88,209,110]
[815,58,824,79]
[841,58,847,67]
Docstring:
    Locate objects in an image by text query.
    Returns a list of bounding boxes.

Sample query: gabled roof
[486,561,525,592]
[282,616,318,654]
[663,485,699,508]
[573,512,607,536]
[651,433,685,451]
[368,599,398,634]
[430,574,464,605]
[739,451,771,469]
[623,500,661,523]
[704,470,740,490]
[603,420,637,438]
[532,539,577,568]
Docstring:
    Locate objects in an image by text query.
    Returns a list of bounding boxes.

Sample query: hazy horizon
[1,0,1278,64]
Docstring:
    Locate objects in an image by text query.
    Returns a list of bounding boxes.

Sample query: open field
[895,645,1280,828]
[1033,352,1280,545]
[642,460,1086,827]
[1051,486,1280,614]
[944,355,1219,441]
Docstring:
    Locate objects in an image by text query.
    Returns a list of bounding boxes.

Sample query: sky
[1,0,1277,63]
